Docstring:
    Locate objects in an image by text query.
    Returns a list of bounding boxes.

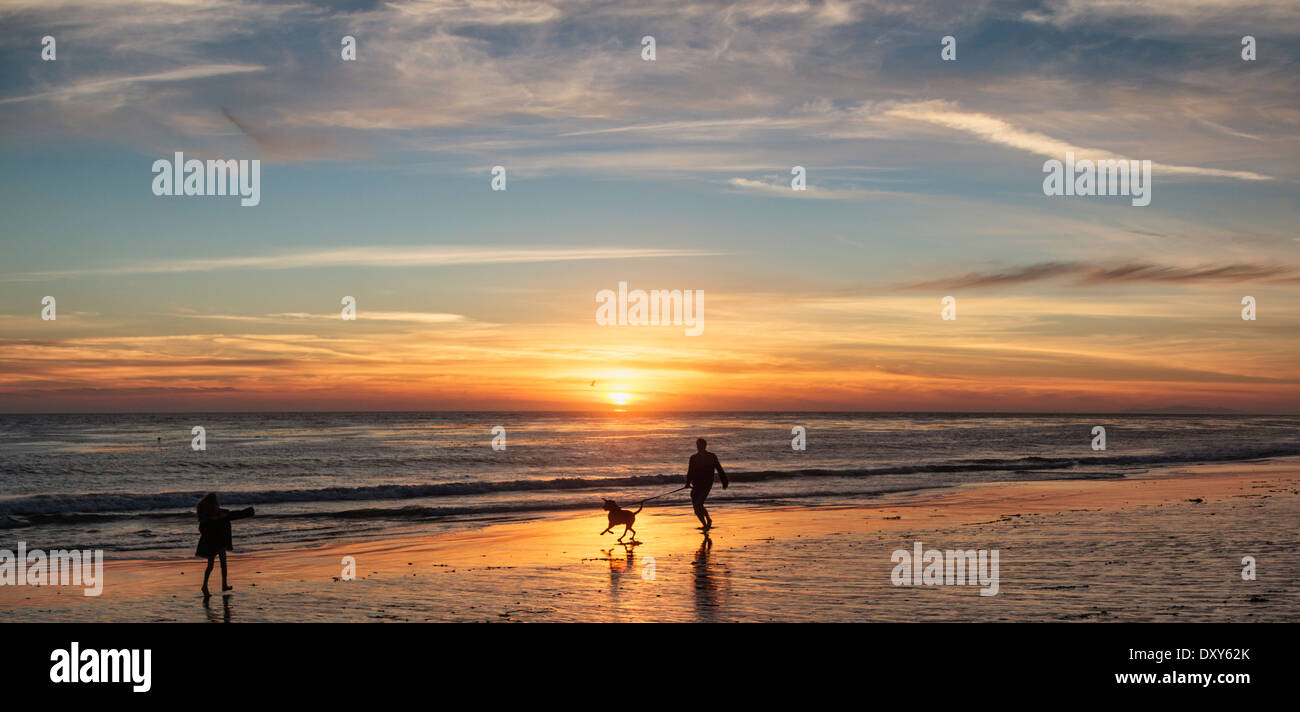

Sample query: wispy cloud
[1023,0,1300,28]
[4,246,723,281]
[0,65,265,105]
[899,261,1300,290]
[3,0,1294,190]
[173,311,468,325]
[885,100,1274,181]
[724,177,917,201]
[220,107,330,161]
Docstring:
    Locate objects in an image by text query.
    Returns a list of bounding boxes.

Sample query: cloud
[4,246,724,281]
[899,263,1082,290]
[1075,263,1300,285]
[386,0,564,25]
[884,100,1273,181]
[0,65,266,105]
[724,177,917,201]
[1196,119,1265,142]
[220,108,330,161]
[174,311,467,325]
[2,0,1294,193]
[898,261,1300,289]
[1023,0,1300,28]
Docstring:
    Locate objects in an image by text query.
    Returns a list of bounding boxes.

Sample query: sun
[607,392,633,406]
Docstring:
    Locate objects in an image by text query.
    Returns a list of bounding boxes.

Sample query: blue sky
[1,0,1297,412]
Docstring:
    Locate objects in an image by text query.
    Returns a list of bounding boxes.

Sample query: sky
[0,0,1297,413]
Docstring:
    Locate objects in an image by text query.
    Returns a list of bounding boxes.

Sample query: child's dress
[195,507,255,558]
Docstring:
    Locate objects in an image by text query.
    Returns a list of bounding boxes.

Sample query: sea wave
[2,443,1296,521]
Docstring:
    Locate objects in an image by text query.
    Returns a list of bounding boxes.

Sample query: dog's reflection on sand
[599,541,641,598]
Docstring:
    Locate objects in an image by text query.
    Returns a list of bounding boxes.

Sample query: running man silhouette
[686,438,728,530]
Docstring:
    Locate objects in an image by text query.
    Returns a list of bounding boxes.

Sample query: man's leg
[219,551,230,590]
[692,498,709,528]
[691,483,713,529]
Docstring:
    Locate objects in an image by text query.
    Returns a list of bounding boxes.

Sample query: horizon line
[0,408,1288,416]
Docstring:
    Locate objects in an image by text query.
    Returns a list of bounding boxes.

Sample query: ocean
[2,412,1297,556]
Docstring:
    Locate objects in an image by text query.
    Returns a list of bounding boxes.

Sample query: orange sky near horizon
[3,290,1296,413]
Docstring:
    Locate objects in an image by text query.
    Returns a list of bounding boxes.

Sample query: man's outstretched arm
[715,456,728,488]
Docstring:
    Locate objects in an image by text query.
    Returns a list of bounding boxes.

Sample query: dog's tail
[633,503,644,515]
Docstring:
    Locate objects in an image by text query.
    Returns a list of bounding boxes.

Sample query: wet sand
[2,460,1296,622]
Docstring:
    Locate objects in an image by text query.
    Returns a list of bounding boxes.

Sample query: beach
[3,459,1295,623]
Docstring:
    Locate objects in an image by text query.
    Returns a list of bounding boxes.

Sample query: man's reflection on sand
[692,534,724,621]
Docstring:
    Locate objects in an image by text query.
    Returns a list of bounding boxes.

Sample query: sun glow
[607,392,633,406]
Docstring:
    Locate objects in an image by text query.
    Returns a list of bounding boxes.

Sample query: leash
[632,485,689,504]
